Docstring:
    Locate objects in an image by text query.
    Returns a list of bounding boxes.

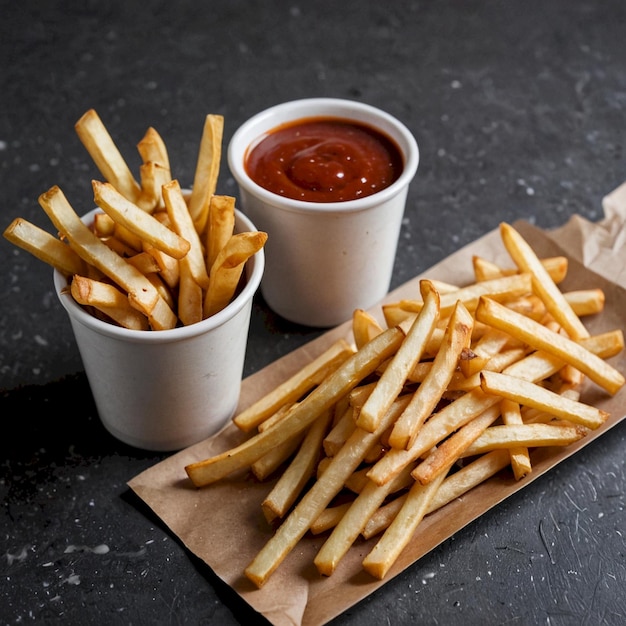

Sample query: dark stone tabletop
[1,1,625,624]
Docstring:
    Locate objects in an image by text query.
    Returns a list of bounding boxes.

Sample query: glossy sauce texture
[245,117,404,203]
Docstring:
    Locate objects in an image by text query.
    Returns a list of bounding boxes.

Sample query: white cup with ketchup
[228,98,419,327]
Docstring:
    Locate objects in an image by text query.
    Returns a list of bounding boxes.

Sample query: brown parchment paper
[128,182,626,626]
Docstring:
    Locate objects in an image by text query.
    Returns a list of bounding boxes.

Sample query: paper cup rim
[53,207,265,343]
[227,97,419,214]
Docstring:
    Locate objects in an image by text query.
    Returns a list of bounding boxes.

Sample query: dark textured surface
[1,1,625,625]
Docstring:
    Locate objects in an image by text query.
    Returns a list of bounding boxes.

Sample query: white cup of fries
[228,98,419,328]
[52,207,264,451]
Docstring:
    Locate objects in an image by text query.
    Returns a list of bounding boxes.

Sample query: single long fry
[501,399,532,480]
[93,180,190,260]
[75,109,142,203]
[479,370,608,429]
[500,222,589,339]
[3,217,86,277]
[203,231,268,317]
[188,113,224,234]
[206,195,236,271]
[472,255,568,284]
[163,179,210,289]
[177,263,203,326]
[38,186,165,319]
[244,394,411,588]
[71,275,149,330]
[475,296,625,395]
[387,301,474,449]
[357,280,440,433]
[185,327,405,486]
[461,422,587,457]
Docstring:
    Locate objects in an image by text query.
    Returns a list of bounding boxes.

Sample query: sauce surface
[245,116,403,203]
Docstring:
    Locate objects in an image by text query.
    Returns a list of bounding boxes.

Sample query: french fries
[3,109,267,331]
[182,221,624,587]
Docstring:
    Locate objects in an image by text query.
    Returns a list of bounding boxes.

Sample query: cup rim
[227,97,419,214]
[53,207,265,343]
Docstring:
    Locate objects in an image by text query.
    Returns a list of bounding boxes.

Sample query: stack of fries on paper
[3,110,267,330]
[185,221,625,586]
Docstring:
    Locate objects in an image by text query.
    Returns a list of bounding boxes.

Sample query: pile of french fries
[3,109,267,330]
[185,222,625,587]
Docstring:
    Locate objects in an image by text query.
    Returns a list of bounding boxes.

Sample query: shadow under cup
[228,98,419,328]
[53,208,265,452]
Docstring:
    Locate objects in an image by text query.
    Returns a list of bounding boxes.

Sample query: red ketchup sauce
[244,116,404,203]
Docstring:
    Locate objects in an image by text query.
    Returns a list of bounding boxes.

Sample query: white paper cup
[53,208,264,451]
[228,98,419,327]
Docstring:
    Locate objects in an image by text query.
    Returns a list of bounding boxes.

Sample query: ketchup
[245,116,403,203]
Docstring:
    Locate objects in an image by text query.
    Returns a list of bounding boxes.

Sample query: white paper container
[228,98,419,327]
[53,208,264,451]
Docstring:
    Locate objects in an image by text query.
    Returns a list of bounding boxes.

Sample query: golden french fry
[70,275,150,331]
[367,388,500,486]
[234,339,355,432]
[244,394,411,588]
[3,217,87,277]
[252,429,306,483]
[564,288,605,317]
[93,180,191,260]
[311,502,353,535]
[177,263,203,326]
[188,113,224,234]
[357,280,440,434]
[356,280,439,434]
[475,296,625,395]
[352,308,385,349]
[500,222,589,339]
[362,459,449,580]
[38,185,166,319]
[185,327,405,487]
[125,251,161,274]
[411,404,501,485]
[314,462,416,576]
[137,126,171,171]
[137,161,172,212]
[461,422,587,457]
[74,109,142,203]
[362,449,512,540]
[387,301,474,449]
[500,399,532,480]
[410,273,533,319]
[163,179,210,289]
[323,405,357,457]
[479,370,608,429]
[206,195,236,271]
[473,254,568,284]
[203,231,268,317]
[459,328,514,378]
[261,408,333,522]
